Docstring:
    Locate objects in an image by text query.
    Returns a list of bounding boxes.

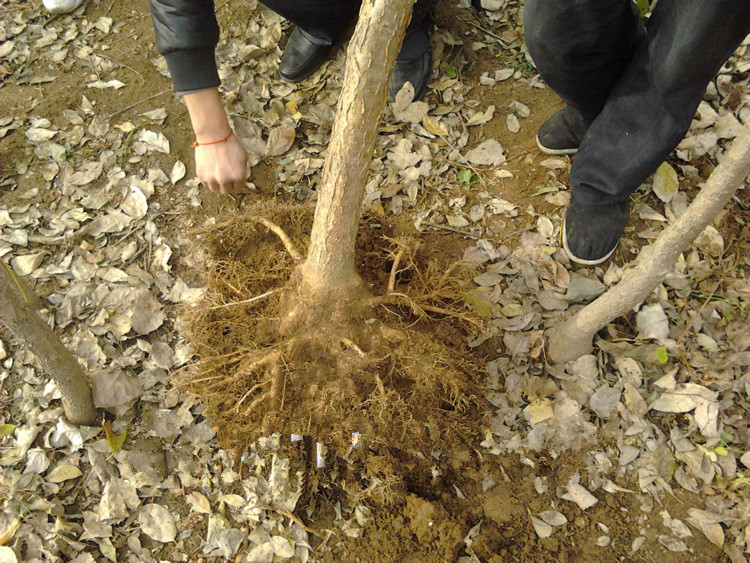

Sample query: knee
[525,0,638,67]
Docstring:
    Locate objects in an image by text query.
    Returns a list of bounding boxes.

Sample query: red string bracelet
[193,130,233,147]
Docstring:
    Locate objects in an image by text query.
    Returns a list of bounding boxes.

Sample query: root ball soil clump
[180,202,491,498]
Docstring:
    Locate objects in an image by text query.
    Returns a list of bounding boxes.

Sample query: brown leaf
[265,125,295,157]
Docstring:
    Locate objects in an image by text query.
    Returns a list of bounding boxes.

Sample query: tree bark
[547,125,750,363]
[0,261,98,425]
[301,0,416,291]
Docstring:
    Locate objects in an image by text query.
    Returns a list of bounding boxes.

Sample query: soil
[0,0,734,561]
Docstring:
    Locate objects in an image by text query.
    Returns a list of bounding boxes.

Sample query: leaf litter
[0,0,749,561]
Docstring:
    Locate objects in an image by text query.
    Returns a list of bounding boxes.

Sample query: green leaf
[0,424,17,439]
[463,290,493,318]
[635,0,650,16]
[656,346,669,364]
[652,162,679,203]
[103,420,127,453]
[457,169,472,184]
[533,186,558,197]
[446,67,457,79]
[715,446,728,457]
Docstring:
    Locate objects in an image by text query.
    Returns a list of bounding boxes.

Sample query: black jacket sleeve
[148,0,221,93]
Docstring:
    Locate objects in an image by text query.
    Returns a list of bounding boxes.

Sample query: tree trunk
[547,124,750,363]
[0,261,98,425]
[301,0,416,292]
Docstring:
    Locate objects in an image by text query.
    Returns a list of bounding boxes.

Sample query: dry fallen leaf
[139,504,177,543]
[265,124,296,157]
[47,464,83,483]
[560,475,598,510]
[530,515,553,538]
[506,113,520,133]
[539,510,567,526]
[186,491,212,514]
[171,161,187,184]
[636,303,669,341]
[465,139,506,166]
[393,82,430,123]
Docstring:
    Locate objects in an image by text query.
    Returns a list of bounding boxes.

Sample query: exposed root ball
[179,203,491,489]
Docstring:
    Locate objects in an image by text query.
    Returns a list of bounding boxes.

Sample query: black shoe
[562,199,630,265]
[389,49,432,102]
[536,106,595,156]
[279,27,332,83]
[388,21,432,102]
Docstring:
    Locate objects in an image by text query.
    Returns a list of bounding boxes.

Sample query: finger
[232,179,245,193]
[219,181,233,195]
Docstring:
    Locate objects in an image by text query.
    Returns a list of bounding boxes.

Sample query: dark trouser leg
[401,0,438,61]
[260,0,438,56]
[523,0,643,119]
[571,0,750,205]
[259,0,359,45]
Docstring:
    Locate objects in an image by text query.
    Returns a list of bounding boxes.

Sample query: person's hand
[194,133,248,195]
[184,87,249,195]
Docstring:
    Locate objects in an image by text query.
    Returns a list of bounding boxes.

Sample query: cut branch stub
[300,0,416,293]
[547,124,750,364]
[0,261,98,425]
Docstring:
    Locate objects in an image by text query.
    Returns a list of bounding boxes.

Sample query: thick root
[246,215,303,262]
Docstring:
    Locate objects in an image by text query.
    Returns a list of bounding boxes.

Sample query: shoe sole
[536,134,579,156]
[561,215,617,266]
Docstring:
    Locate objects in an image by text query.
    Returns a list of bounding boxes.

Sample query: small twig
[87,54,102,81]
[274,508,318,536]
[508,147,539,162]
[95,51,145,84]
[436,132,489,189]
[464,19,509,43]
[248,216,303,261]
[387,248,405,293]
[203,288,283,311]
[105,89,171,119]
[676,278,723,344]
[422,221,481,239]
[317,530,335,551]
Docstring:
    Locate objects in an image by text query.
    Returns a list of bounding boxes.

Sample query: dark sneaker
[279,27,332,83]
[536,106,595,155]
[389,49,431,102]
[562,199,630,265]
